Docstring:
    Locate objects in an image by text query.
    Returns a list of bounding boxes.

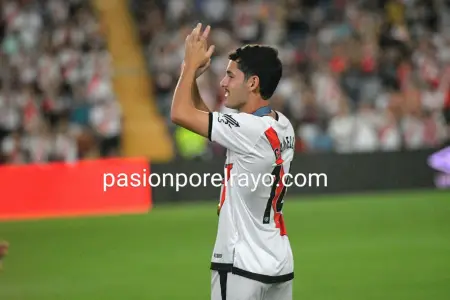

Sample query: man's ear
[247,75,259,92]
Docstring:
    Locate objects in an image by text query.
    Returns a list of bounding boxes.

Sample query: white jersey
[208,110,295,283]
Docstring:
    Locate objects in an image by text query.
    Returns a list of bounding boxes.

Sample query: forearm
[170,65,211,137]
[171,67,197,123]
[192,80,211,112]
[169,23,214,137]
[171,68,195,123]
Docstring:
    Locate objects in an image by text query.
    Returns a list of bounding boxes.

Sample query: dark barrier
[150,149,438,204]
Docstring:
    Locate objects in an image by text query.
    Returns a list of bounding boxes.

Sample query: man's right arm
[192,79,211,112]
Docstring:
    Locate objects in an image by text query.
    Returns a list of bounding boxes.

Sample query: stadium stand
[2,0,450,164]
[0,0,121,164]
[129,0,450,158]
[93,0,174,162]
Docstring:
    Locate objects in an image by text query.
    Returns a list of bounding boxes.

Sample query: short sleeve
[208,112,262,154]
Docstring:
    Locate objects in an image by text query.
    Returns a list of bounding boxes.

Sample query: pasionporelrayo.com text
[103,170,327,192]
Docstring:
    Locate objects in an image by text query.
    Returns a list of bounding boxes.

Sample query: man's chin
[224,99,239,110]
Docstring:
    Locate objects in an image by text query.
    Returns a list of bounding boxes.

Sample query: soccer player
[171,23,295,300]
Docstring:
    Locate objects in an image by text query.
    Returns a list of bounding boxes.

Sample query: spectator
[129,0,450,158]
[0,0,121,165]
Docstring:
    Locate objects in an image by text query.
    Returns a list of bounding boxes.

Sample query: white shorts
[211,270,293,300]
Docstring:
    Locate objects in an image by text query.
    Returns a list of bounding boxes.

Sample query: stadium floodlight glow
[428,146,450,174]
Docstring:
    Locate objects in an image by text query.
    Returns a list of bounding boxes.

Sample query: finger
[200,59,211,71]
[205,45,215,58]
[201,25,211,40]
[192,23,202,39]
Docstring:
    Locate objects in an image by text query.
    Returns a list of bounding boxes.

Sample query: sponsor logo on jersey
[218,114,240,128]
[280,136,295,152]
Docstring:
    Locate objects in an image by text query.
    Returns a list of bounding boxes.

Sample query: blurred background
[1,0,450,163]
[0,0,118,164]
[132,0,450,160]
[0,0,449,299]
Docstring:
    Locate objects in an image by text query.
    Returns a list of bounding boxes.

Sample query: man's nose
[220,78,228,88]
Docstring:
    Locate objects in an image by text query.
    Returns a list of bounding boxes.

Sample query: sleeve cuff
[208,112,213,141]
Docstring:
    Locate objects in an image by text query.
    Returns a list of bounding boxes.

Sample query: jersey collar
[251,105,272,117]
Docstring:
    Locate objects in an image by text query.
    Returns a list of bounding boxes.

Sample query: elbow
[170,99,180,124]
[171,94,193,125]
[170,109,183,125]
[171,98,191,126]
[170,111,179,124]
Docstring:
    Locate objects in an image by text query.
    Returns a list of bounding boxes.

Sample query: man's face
[220,61,249,109]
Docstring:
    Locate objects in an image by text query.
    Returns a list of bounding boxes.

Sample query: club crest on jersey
[218,114,240,128]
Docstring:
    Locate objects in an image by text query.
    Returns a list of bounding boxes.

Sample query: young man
[171,23,295,300]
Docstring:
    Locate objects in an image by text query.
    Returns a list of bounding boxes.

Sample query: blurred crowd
[130,0,450,157]
[0,0,121,165]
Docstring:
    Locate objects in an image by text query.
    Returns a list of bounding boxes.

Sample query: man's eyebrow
[226,70,234,76]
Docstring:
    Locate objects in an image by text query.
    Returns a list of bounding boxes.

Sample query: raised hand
[182,24,212,78]
[184,23,215,72]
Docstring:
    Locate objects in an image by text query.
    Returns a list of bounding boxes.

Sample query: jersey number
[262,164,289,236]
[263,127,289,236]
[218,163,233,215]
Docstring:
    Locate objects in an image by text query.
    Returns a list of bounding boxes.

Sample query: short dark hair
[228,44,282,100]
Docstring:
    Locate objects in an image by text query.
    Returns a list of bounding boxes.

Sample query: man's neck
[239,98,272,115]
